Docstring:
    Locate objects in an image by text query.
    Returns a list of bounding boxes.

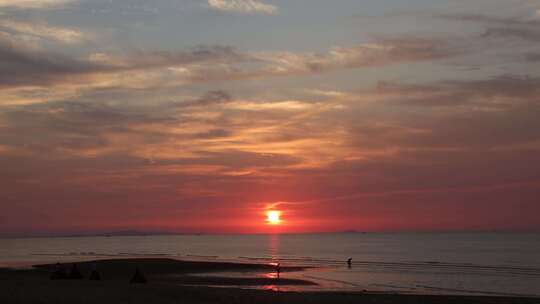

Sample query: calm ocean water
[1,233,539,296]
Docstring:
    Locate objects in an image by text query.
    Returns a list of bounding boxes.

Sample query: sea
[1,233,539,297]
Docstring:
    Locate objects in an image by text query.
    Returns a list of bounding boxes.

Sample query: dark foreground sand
[0,258,538,304]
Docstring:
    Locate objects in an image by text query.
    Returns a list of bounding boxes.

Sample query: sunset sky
[1,0,540,236]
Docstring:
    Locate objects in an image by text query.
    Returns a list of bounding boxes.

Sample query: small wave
[301,274,361,287]
[186,254,219,259]
[118,252,169,256]
[31,253,118,257]
[416,284,540,298]
[372,283,417,290]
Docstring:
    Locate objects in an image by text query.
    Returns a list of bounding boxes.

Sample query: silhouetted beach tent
[130,267,147,284]
[89,263,101,281]
[68,263,83,279]
[50,263,67,280]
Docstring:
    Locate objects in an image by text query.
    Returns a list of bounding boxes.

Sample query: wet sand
[1,258,538,303]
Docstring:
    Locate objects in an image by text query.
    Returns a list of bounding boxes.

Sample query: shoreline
[1,258,539,303]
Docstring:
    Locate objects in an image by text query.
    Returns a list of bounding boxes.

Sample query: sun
[266,210,281,225]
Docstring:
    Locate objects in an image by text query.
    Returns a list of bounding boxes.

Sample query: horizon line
[2,229,540,239]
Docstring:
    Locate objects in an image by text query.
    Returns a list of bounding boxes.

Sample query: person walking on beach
[347,258,352,268]
[276,263,281,279]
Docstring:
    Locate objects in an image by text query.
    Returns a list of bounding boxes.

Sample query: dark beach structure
[68,263,83,279]
[89,263,101,281]
[50,263,66,280]
[130,267,147,284]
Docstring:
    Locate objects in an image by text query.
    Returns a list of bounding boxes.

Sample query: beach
[2,233,540,297]
[1,258,538,304]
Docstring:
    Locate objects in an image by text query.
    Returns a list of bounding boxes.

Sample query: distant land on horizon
[2,229,539,239]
